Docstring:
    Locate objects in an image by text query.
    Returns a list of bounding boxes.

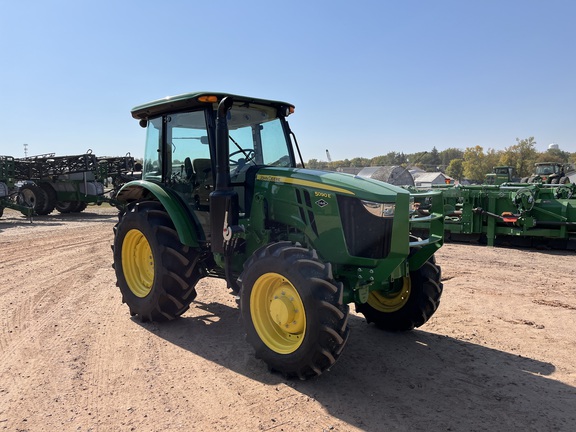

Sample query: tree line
[305,137,575,181]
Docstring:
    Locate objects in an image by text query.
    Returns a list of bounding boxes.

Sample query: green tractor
[112,92,444,379]
[484,166,516,185]
[522,162,571,184]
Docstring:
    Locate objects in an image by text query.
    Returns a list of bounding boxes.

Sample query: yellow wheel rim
[367,277,411,313]
[250,272,306,354]
[122,229,154,298]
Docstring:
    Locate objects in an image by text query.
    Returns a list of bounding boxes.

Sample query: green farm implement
[0,155,33,218]
[413,182,576,249]
[1,151,139,217]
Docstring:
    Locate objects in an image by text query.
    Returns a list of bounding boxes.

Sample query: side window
[260,119,291,166]
[143,117,162,180]
[167,111,210,180]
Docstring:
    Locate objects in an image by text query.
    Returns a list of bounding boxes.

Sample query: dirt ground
[0,205,575,432]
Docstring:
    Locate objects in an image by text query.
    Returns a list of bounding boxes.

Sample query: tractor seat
[192,158,213,205]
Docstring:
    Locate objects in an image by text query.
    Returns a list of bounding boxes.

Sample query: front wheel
[356,258,443,331]
[239,242,350,379]
[113,201,203,322]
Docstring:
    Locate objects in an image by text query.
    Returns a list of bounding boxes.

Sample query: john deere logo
[315,199,328,208]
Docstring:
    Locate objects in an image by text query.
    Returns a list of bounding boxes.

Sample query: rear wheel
[17,184,47,214]
[113,200,203,322]
[356,257,442,331]
[55,201,77,213]
[37,183,57,215]
[239,242,350,379]
[72,201,88,212]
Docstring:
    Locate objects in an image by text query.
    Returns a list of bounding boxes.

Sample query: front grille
[337,195,393,259]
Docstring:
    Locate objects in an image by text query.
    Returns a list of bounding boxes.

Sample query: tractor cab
[131,92,297,242]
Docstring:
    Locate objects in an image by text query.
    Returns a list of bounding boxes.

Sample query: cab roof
[131,92,295,121]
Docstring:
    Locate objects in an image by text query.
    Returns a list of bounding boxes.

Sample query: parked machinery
[521,162,571,184]
[10,151,139,215]
[0,155,33,218]
[413,182,576,249]
[484,166,517,185]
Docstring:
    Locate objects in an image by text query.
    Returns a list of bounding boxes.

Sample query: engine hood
[255,167,409,202]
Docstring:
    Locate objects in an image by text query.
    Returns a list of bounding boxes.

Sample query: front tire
[356,257,443,331]
[239,242,350,379]
[113,201,202,322]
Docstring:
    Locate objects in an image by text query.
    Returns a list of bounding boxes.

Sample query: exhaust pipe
[210,97,240,255]
[210,97,243,291]
[214,97,234,191]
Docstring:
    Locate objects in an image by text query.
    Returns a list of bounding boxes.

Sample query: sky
[0,0,574,162]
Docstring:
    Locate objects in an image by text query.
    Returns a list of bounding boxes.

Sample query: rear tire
[356,257,443,331]
[17,184,47,214]
[55,201,77,213]
[72,201,88,212]
[37,183,57,215]
[239,242,350,379]
[113,201,202,322]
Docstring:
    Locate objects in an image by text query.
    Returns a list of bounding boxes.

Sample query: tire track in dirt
[0,215,120,430]
[0,232,112,357]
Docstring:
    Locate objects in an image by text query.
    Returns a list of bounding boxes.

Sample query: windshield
[227,104,293,170]
[535,164,558,175]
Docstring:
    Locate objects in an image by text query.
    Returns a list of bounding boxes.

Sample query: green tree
[462,146,498,181]
[370,152,407,166]
[439,148,464,168]
[408,151,430,170]
[306,159,330,170]
[535,148,571,164]
[446,158,464,181]
[498,137,538,178]
[415,148,441,171]
[349,157,371,167]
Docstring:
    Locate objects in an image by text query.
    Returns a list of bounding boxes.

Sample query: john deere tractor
[112,92,444,379]
[521,162,571,184]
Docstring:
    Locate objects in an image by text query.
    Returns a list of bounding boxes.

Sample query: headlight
[361,200,396,218]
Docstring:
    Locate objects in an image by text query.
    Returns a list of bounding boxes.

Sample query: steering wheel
[229,149,256,166]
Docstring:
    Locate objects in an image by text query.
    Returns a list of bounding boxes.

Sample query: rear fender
[116,180,201,247]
